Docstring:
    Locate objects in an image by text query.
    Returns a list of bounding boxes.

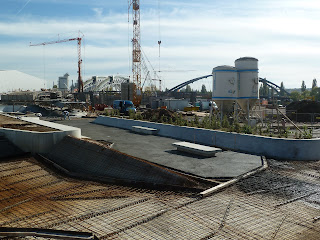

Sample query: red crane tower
[129,0,141,105]
[30,33,84,92]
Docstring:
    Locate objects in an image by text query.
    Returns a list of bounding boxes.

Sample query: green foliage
[280,82,285,96]
[193,115,199,125]
[290,91,301,101]
[310,87,320,101]
[242,124,253,134]
[201,116,211,129]
[301,80,307,92]
[302,126,313,139]
[185,85,192,92]
[301,89,310,100]
[134,113,143,120]
[234,122,241,133]
[312,78,318,89]
[128,110,135,119]
[151,114,158,122]
[210,116,221,129]
[201,84,207,93]
[284,127,290,138]
[110,109,120,116]
[221,115,230,129]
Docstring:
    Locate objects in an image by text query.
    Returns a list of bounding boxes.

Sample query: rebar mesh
[0,157,319,239]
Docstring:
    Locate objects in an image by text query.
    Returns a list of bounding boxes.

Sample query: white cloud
[1,1,320,91]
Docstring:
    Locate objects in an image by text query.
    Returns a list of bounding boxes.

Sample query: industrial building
[58,73,69,92]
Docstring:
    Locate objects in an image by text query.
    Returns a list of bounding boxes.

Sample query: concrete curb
[0,115,81,154]
[94,116,320,161]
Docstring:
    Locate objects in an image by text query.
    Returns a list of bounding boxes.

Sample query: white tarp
[0,70,44,93]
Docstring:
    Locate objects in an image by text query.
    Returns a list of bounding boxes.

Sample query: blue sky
[1,0,320,91]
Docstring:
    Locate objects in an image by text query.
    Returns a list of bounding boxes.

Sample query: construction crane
[30,32,84,92]
[128,0,141,105]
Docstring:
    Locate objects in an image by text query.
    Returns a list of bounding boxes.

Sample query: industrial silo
[212,65,238,116]
[235,57,259,114]
[58,73,69,92]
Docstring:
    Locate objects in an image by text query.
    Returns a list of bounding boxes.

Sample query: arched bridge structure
[167,75,213,92]
[83,75,129,92]
[167,75,290,97]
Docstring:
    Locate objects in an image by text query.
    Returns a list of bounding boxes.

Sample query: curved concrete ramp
[45,136,210,191]
[0,135,25,159]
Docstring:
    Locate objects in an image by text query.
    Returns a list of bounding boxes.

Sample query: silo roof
[212,65,236,71]
[235,57,258,61]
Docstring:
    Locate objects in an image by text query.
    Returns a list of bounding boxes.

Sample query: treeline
[260,79,320,101]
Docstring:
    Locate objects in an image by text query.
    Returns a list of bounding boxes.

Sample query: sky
[1,0,320,91]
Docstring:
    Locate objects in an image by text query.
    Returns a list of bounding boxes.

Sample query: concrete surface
[56,118,262,178]
[172,142,222,157]
[94,116,320,161]
[46,136,209,190]
[0,115,81,154]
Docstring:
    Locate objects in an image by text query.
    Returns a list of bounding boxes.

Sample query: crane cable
[157,0,162,90]
[158,0,161,72]
[127,0,132,77]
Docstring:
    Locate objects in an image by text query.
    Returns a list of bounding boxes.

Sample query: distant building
[58,73,69,92]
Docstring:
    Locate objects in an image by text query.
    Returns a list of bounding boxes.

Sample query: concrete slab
[132,126,158,135]
[172,142,222,157]
[53,118,263,178]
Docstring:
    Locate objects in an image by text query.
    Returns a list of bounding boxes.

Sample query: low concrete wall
[94,116,320,161]
[0,116,81,154]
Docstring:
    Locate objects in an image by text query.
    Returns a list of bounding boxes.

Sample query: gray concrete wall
[0,116,81,154]
[94,116,320,161]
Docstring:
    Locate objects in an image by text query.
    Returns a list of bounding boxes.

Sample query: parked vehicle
[112,100,136,114]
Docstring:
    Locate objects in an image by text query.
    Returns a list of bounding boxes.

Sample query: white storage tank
[235,57,259,113]
[212,65,238,114]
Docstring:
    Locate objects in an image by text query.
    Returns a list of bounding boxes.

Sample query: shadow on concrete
[164,149,216,159]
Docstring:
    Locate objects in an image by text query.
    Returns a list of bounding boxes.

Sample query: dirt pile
[287,100,320,113]
[286,100,320,122]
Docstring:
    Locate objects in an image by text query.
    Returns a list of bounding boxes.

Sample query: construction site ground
[54,118,262,179]
[0,154,319,239]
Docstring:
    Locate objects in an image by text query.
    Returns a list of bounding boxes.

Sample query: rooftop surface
[55,118,262,179]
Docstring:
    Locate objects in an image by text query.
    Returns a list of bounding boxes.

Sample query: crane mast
[30,34,84,92]
[130,0,141,105]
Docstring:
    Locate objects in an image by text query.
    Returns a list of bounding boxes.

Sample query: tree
[301,80,307,92]
[301,89,310,100]
[290,91,301,101]
[311,87,318,101]
[260,82,269,96]
[185,85,192,92]
[201,84,207,93]
[259,85,264,96]
[280,82,285,96]
[312,78,317,89]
